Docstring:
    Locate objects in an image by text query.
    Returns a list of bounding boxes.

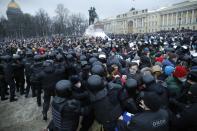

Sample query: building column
[166,14,169,26]
[142,18,144,27]
[136,19,138,28]
[163,15,165,26]
[192,9,194,24]
[181,11,183,24]
[171,13,173,25]
[176,12,178,25]
[186,10,189,24]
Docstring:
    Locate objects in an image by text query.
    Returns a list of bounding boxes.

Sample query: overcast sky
[0,0,185,19]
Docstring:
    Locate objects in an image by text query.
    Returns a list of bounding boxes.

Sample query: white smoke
[84,25,110,40]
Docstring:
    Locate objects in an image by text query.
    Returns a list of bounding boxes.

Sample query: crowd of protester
[0,30,197,131]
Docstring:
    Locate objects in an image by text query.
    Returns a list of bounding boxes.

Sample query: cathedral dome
[7,0,20,9]
[6,0,22,19]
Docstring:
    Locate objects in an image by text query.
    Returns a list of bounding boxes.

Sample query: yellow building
[101,0,197,34]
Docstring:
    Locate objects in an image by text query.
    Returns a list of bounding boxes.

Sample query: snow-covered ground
[0,93,51,131]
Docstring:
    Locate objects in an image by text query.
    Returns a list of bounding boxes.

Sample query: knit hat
[164,66,175,76]
[173,66,188,78]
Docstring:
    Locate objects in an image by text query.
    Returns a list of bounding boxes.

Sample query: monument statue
[88,7,98,25]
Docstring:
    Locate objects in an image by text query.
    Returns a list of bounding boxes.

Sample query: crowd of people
[0,30,197,131]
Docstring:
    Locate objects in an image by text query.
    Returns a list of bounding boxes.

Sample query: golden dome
[8,0,20,9]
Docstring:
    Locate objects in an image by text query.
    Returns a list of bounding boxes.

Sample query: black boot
[10,97,17,102]
[37,101,41,107]
[1,97,8,101]
[42,111,47,121]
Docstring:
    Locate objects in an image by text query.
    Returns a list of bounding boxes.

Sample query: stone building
[101,0,197,34]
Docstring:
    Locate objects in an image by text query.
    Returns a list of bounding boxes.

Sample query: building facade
[101,0,197,34]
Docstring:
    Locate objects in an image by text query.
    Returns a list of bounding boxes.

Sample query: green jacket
[165,76,183,98]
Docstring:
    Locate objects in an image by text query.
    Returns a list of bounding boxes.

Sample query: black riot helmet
[89,57,98,65]
[55,80,72,98]
[34,55,42,62]
[1,55,12,63]
[91,65,105,77]
[92,61,103,66]
[87,75,104,93]
[55,54,63,62]
[80,55,87,61]
[13,54,21,60]
[125,78,138,95]
[66,54,74,61]
[142,74,155,86]
[26,51,33,58]
[48,52,56,60]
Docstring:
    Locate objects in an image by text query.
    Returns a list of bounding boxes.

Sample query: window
[193,26,195,30]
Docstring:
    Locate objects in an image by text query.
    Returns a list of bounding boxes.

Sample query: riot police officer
[24,51,34,98]
[1,55,17,102]
[35,60,65,120]
[0,56,8,100]
[12,54,25,95]
[29,55,43,98]
[87,75,123,131]
[47,80,83,131]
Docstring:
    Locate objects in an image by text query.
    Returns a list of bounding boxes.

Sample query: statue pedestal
[84,25,109,39]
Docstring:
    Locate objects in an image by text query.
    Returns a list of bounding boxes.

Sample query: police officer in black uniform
[127,92,169,131]
[1,55,17,102]
[35,60,65,120]
[29,55,43,98]
[0,56,8,100]
[87,75,123,131]
[24,51,34,98]
[47,80,84,131]
[12,54,25,95]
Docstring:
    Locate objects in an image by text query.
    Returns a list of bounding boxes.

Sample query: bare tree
[0,4,88,38]
[34,9,51,36]
[69,13,88,36]
[54,4,69,35]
